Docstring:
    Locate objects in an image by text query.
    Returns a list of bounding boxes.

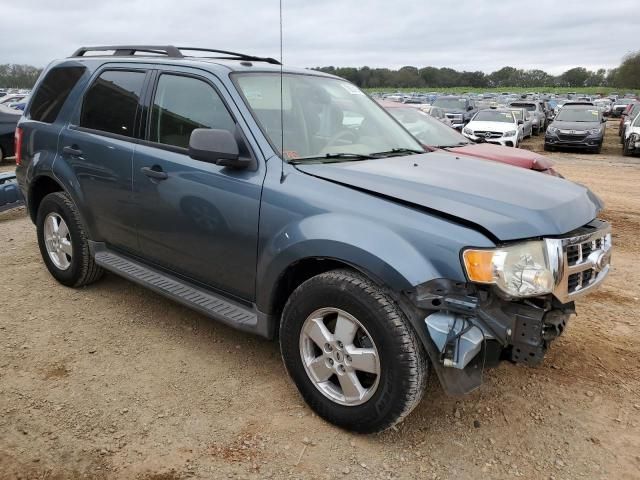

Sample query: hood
[466,121,515,133]
[295,152,602,242]
[551,120,600,131]
[446,143,554,171]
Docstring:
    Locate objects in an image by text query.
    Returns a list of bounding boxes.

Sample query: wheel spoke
[333,314,358,344]
[307,357,333,382]
[304,317,334,349]
[347,348,378,374]
[60,239,73,256]
[338,371,365,402]
[58,220,69,238]
[47,215,59,234]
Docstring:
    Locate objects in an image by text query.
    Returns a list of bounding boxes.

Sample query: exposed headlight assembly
[463,127,473,135]
[462,241,556,297]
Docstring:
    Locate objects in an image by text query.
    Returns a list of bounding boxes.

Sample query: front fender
[256,213,439,312]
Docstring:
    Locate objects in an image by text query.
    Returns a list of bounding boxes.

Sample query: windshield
[386,107,470,147]
[432,97,468,110]
[234,73,423,160]
[509,109,524,121]
[473,110,514,123]
[617,99,634,105]
[555,107,601,122]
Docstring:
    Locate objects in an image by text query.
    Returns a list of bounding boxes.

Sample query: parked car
[593,98,612,116]
[618,102,639,138]
[545,105,606,153]
[431,96,477,129]
[611,98,635,117]
[508,107,533,138]
[0,94,27,106]
[380,101,558,175]
[462,109,522,147]
[17,45,611,433]
[0,104,20,161]
[417,105,453,126]
[508,100,546,135]
[622,111,640,156]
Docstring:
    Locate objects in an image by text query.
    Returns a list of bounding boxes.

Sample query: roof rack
[70,45,281,65]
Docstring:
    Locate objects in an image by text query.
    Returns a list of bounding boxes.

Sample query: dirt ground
[1,120,639,480]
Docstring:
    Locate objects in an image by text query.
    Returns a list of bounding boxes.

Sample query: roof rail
[70,45,281,65]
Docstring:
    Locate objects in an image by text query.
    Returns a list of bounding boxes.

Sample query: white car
[462,109,522,147]
[623,112,640,156]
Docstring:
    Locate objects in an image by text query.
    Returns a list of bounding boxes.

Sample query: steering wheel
[323,129,358,151]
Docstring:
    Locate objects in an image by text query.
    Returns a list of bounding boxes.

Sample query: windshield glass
[617,99,634,105]
[234,73,423,160]
[555,107,601,122]
[432,97,468,109]
[509,109,524,121]
[473,110,514,123]
[386,107,469,147]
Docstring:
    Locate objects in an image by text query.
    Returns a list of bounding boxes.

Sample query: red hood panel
[446,143,554,171]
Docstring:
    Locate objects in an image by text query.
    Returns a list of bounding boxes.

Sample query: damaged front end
[407,219,611,395]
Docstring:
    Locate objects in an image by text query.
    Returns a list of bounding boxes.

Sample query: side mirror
[467,105,473,111]
[518,119,524,125]
[602,117,607,123]
[188,128,251,168]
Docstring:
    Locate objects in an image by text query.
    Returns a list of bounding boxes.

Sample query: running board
[92,246,273,336]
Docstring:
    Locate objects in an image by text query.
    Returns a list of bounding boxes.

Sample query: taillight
[14,127,22,166]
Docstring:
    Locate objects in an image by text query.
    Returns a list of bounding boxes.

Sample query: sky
[1,0,637,74]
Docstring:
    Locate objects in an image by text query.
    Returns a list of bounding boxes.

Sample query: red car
[380,101,559,176]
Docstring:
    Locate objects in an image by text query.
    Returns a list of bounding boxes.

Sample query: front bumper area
[463,132,518,147]
[410,280,575,395]
[545,131,603,150]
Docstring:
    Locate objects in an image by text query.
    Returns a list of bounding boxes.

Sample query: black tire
[544,143,554,152]
[533,126,540,136]
[0,146,4,163]
[623,139,633,157]
[593,144,602,154]
[280,269,428,433]
[36,191,104,287]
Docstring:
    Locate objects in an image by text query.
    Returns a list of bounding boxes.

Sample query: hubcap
[43,213,72,270]
[299,307,381,406]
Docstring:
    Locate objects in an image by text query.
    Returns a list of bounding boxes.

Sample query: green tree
[614,51,640,89]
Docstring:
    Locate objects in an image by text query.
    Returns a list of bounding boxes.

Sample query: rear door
[59,67,150,252]
[131,68,265,301]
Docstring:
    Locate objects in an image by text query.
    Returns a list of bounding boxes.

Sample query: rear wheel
[544,143,554,152]
[36,192,104,287]
[0,146,4,163]
[623,138,633,156]
[280,269,428,433]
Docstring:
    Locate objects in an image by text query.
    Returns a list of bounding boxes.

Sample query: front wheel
[280,269,428,433]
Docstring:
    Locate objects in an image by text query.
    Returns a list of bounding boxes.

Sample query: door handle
[62,146,83,156]
[140,166,168,180]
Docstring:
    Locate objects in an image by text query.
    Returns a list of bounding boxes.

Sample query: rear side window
[80,70,145,137]
[149,74,235,149]
[29,66,86,123]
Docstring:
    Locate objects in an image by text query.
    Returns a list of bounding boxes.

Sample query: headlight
[463,127,473,135]
[462,241,555,297]
[547,126,558,133]
[588,128,601,135]
[503,130,516,137]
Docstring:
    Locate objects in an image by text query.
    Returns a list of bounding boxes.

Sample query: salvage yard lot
[1,120,639,480]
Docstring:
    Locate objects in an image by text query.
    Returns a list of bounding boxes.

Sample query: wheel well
[270,258,358,318]
[28,176,63,222]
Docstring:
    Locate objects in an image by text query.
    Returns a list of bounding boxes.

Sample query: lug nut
[325,343,332,352]
[337,341,344,349]
[337,365,346,373]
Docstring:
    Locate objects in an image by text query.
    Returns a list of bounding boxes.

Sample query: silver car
[419,105,453,127]
[508,101,546,135]
[509,107,533,138]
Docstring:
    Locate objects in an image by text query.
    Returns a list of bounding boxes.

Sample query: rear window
[80,70,146,137]
[29,66,86,123]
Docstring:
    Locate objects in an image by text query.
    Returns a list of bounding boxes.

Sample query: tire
[593,145,602,154]
[533,126,540,136]
[623,139,633,157]
[0,146,4,163]
[36,191,104,287]
[280,269,428,433]
[544,143,553,152]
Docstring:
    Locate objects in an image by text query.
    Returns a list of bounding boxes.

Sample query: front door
[132,71,264,301]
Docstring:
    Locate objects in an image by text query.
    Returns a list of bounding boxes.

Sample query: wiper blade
[289,152,375,164]
[368,148,425,158]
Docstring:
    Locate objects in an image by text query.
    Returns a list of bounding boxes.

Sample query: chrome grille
[545,219,612,303]
[473,130,503,139]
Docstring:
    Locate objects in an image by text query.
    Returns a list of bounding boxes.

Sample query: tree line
[313,51,640,90]
[0,64,42,89]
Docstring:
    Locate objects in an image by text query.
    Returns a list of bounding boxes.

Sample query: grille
[557,133,587,142]
[473,131,503,139]
[446,113,462,120]
[547,219,612,303]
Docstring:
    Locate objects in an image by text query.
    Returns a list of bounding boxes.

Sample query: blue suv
[16,46,612,433]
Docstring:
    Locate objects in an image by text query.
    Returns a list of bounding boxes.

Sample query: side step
[93,247,267,335]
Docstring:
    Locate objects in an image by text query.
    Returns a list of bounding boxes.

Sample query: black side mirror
[467,105,473,111]
[601,117,607,123]
[518,119,524,125]
[188,128,251,168]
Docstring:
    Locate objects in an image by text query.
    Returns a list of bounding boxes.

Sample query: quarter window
[80,70,145,137]
[149,74,235,149]
[30,66,86,123]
